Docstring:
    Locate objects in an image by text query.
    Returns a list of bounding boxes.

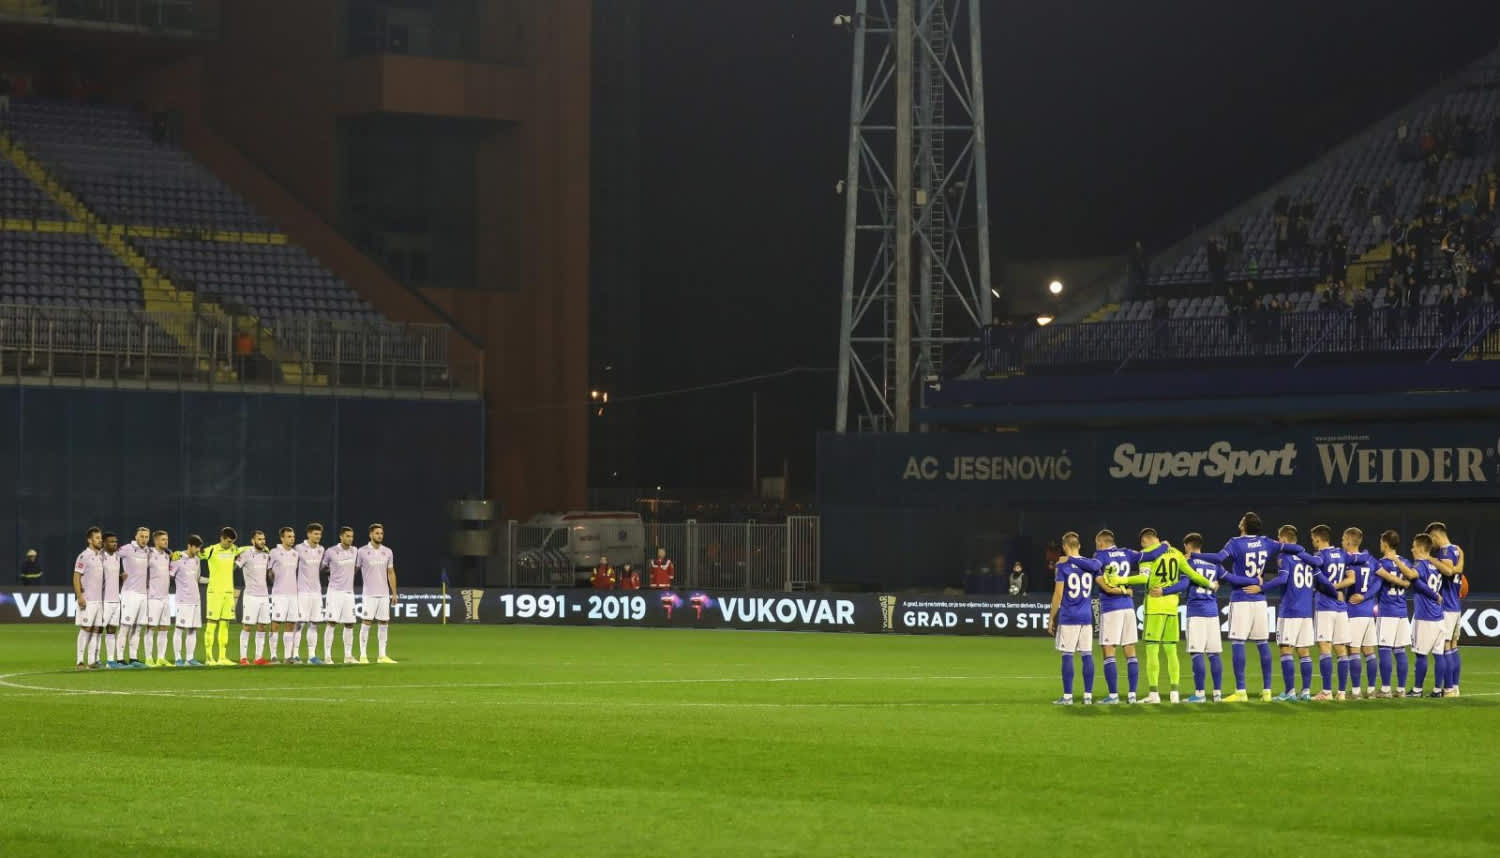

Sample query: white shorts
[1377,616,1412,648]
[1054,623,1092,653]
[1444,611,1462,643]
[1275,615,1284,642]
[1413,619,1447,655]
[1280,617,1315,649]
[76,601,101,628]
[1099,609,1138,647]
[325,591,356,625]
[1187,616,1223,654]
[98,601,120,628]
[241,595,271,625]
[146,598,171,626]
[270,594,298,623]
[297,593,324,623]
[119,592,148,626]
[1227,601,1269,641]
[175,603,202,629]
[1315,610,1350,645]
[361,595,391,622]
[1347,616,1378,649]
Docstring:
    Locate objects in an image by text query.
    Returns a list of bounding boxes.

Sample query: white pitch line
[0,671,1034,703]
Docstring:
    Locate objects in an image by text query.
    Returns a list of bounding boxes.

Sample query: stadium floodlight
[833,14,853,28]
[991,288,1000,299]
[1036,314,1054,326]
[1048,280,1064,295]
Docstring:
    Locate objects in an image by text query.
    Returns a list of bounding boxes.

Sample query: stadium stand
[1115,45,1500,309]
[0,97,445,386]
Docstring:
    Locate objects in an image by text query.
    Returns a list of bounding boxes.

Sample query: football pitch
[2,626,1498,857]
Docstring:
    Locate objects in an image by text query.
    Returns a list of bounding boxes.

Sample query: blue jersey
[1409,559,1445,622]
[1195,535,1287,603]
[1377,556,1411,618]
[1345,552,1381,619]
[1312,547,1352,613]
[1436,543,1463,612]
[1184,556,1223,618]
[1094,547,1140,615]
[1054,556,1102,626]
[1262,549,1326,620]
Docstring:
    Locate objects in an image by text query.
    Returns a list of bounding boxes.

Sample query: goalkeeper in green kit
[1106,528,1219,704]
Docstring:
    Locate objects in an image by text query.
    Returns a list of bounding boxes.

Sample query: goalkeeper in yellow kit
[198,526,245,665]
[1107,528,1218,704]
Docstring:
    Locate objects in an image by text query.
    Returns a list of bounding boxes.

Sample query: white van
[516,511,645,586]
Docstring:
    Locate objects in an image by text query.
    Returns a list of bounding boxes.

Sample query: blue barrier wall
[819,427,1500,591]
[0,387,483,586]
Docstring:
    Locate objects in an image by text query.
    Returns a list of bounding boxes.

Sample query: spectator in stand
[618,563,641,590]
[1420,127,1437,157]
[1008,562,1026,597]
[1438,287,1457,333]
[1396,118,1410,146]
[1475,239,1496,284]
[1352,286,1374,349]
[648,547,675,589]
[1424,151,1442,189]
[590,555,616,590]
[1383,278,1404,337]
[1457,285,1477,317]
[19,549,41,585]
[1451,242,1471,295]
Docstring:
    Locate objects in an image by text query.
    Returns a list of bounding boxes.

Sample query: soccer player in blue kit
[1191,512,1306,702]
[1425,522,1465,697]
[1093,530,1142,704]
[1391,534,1450,697]
[1048,532,1103,705]
[1343,528,1382,698]
[1259,524,1329,701]
[1372,530,1414,697]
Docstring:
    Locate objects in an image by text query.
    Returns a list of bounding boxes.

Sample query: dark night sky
[629,1,1500,493]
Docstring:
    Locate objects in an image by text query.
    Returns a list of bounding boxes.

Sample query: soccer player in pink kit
[116,527,152,667]
[322,527,360,664]
[268,527,300,663]
[73,527,105,669]
[99,532,124,668]
[145,530,174,666]
[294,523,327,664]
[357,523,399,664]
[236,531,273,665]
[171,535,205,666]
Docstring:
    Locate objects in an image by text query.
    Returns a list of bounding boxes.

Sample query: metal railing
[0,0,214,36]
[504,517,821,592]
[984,303,1500,374]
[0,303,476,396]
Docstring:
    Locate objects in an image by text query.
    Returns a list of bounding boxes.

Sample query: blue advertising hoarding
[818,422,1500,505]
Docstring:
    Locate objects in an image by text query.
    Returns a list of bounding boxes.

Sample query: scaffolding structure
[835,0,992,432]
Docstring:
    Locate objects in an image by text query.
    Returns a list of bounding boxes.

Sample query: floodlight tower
[834,0,993,433]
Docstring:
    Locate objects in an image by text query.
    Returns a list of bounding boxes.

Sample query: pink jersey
[74,548,105,602]
[118,541,150,595]
[236,548,271,597]
[101,550,121,601]
[269,545,299,596]
[356,543,394,596]
[295,542,325,594]
[146,548,172,599]
[171,555,201,605]
[323,544,357,593]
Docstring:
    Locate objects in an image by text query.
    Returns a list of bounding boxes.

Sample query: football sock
[1126,657,1139,695]
[203,622,217,655]
[1103,656,1119,696]
[174,628,184,660]
[377,623,389,658]
[254,631,266,660]
[104,632,117,662]
[1337,656,1350,692]
[306,625,319,658]
[1365,654,1377,689]
[240,629,250,659]
[1450,648,1461,688]
[1080,653,1093,696]
[1164,644,1179,689]
[358,624,370,659]
[1299,656,1313,692]
[76,629,88,663]
[1144,642,1161,691]
[1378,647,1393,688]
[1320,654,1334,691]
[1395,649,1409,689]
[1257,642,1272,690]
[186,629,198,659]
[1280,654,1295,692]
[88,632,101,665]
[283,631,296,658]
[1208,653,1223,692]
[1231,642,1247,691]
[1192,653,1206,694]
[1060,654,1074,696]
[343,626,354,659]
[1413,654,1428,692]
[218,620,231,659]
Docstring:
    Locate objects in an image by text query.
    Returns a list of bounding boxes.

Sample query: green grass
[1,626,1497,857]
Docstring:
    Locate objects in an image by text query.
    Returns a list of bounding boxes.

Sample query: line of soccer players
[71,522,400,670]
[1048,513,1466,704]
